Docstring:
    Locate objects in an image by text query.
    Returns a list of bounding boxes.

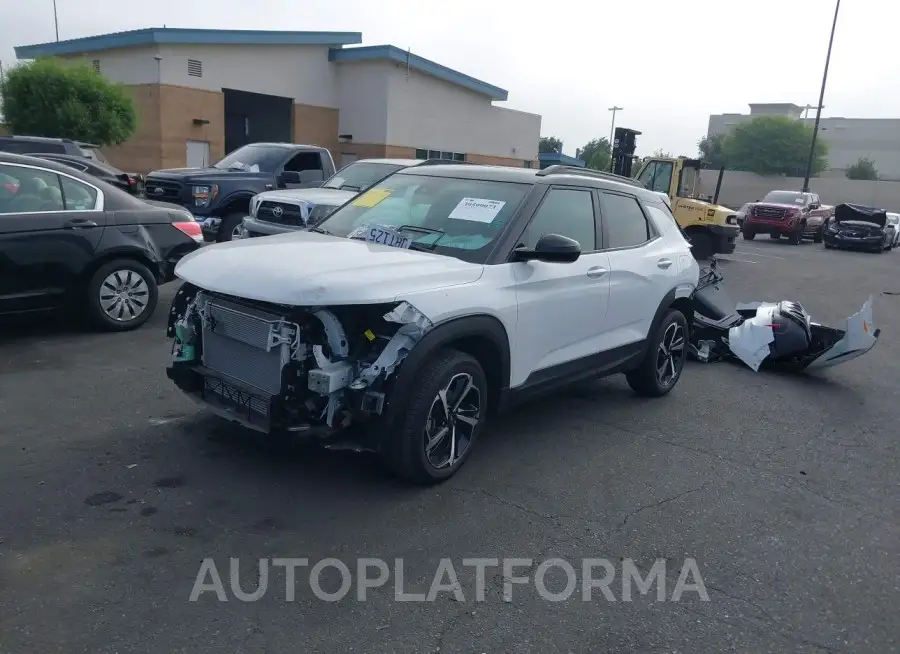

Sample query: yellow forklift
[611,129,739,259]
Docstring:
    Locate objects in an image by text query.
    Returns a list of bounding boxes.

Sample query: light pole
[53,0,59,41]
[608,105,622,171]
[802,0,840,192]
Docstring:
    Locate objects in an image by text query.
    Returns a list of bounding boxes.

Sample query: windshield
[315,172,532,264]
[763,191,808,205]
[323,162,405,191]
[213,145,285,173]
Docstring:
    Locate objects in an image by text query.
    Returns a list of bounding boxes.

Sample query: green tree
[0,58,137,146]
[722,116,827,177]
[846,156,878,181]
[697,133,727,168]
[539,136,563,154]
[576,137,611,171]
[653,149,673,158]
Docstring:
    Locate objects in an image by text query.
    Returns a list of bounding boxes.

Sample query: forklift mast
[611,127,642,177]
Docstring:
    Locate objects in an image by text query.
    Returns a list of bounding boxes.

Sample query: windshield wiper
[310,225,333,235]
[397,225,446,251]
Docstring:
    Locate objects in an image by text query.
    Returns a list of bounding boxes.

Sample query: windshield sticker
[352,189,393,208]
[448,198,506,223]
[795,198,805,204]
[325,176,345,189]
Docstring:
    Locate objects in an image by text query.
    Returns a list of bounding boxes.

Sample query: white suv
[166,164,700,484]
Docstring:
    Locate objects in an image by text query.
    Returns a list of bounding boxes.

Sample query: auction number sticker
[448,197,506,223]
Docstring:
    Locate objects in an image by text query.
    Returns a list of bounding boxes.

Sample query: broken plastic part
[727,306,777,371]
[805,296,878,369]
[312,309,349,366]
[349,302,434,389]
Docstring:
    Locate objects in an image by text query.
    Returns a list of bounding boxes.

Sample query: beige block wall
[98,83,535,174]
[102,84,162,173]
[159,85,226,170]
[292,103,340,156]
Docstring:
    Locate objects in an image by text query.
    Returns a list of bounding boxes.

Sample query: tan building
[15,28,541,174]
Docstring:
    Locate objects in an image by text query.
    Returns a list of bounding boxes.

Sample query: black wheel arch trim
[217,192,255,214]
[648,289,692,351]
[380,313,511,436]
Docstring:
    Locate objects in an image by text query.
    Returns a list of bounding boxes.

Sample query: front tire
[788,230,802,245]
[626,309,689,397]
[85,259,159,332]
[742,229,756,241]
[381,349,488,485]
[770,233,781,240]
[216,212,246,243]
[813,227,824,244]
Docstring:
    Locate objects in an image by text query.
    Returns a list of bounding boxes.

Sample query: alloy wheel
[99,270,150,322]
[656,322,686,387]
[232,224,244,239]
[423,372,481,469]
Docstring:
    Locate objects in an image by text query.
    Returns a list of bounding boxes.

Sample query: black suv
[0,135,108,162]
[0,153,203,331]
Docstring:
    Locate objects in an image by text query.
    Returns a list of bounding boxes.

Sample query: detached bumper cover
[691,297,879,372]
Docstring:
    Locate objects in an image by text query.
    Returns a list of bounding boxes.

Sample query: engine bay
[165,283,433,437]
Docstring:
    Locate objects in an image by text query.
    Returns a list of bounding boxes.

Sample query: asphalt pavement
[2,237,899,653]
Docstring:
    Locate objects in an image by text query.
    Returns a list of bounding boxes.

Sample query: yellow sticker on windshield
[352,189,392,208]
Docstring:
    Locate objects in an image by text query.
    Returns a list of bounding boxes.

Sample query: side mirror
[513,233,581,263]
[279,171,302,185]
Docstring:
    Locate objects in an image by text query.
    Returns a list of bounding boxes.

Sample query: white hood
[255,188,356,206]
[175,230,485,306]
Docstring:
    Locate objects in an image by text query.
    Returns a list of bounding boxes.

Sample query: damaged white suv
[166,164,700,484]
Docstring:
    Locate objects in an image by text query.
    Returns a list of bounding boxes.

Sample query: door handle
[586,266,608,278]
[64,218,98,230]
[657,258,673,269]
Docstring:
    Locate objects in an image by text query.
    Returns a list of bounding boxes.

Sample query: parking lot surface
[2,239,899,653]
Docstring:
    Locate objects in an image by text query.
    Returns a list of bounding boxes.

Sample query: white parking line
[718,256,758,264]
[733,248,787,260]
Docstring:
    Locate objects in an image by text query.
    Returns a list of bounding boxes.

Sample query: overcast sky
[0,0,891,156]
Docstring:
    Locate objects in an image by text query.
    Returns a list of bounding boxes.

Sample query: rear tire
[216,212,246,243]
[626,309,689,398]
[85,259,158,332]
[381,349,488,485]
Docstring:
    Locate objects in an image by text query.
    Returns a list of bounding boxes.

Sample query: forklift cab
[636,157,723,204]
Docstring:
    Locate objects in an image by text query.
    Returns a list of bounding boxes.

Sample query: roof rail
[535,165,643,188]
[418,158,474,166]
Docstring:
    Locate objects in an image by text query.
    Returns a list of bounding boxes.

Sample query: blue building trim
[538,152,585,168]
[15,28,363,59]
[329,45,508,101]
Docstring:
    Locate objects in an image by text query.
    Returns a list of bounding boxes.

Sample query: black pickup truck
[144,143,336,242]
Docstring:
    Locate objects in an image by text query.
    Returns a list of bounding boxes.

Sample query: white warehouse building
[14,28,542,173]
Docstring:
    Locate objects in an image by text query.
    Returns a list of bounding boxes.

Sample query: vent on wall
[92,59,100,73]
[187,59,203,77]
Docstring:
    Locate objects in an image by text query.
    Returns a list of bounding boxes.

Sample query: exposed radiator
[197,294,295,395]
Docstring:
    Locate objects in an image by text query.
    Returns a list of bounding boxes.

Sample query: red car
[741,190,833,244]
